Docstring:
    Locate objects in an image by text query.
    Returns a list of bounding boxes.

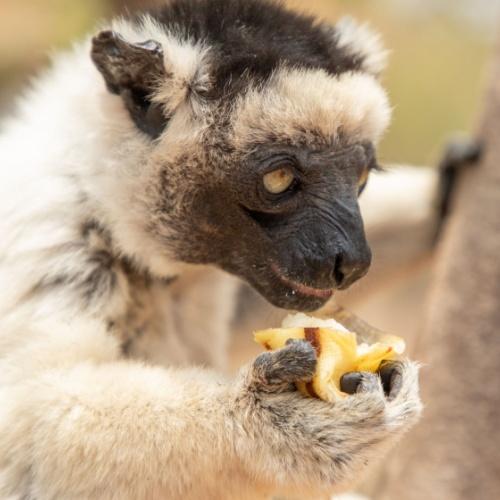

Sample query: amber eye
[262,167,295,194]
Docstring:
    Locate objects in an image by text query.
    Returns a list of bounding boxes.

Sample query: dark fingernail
[340,372,363,394]
[378,361,403,398]
[378,362,393,396]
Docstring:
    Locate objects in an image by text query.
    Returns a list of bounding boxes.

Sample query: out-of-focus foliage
[0,0,494,165]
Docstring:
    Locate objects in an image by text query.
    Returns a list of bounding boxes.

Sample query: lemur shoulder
[0,1,421,498]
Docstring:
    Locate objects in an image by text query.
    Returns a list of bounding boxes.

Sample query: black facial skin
[173,142,376,312]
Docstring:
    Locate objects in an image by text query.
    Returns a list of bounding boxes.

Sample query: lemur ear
[91,30,168,138]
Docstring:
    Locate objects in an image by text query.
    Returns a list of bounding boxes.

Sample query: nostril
[333,254,346,288]
[333,251,371,290]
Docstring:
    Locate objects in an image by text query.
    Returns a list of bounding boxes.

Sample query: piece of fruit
[254,312,405,402]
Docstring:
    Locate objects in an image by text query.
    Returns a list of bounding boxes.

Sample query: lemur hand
[234,340,421,496]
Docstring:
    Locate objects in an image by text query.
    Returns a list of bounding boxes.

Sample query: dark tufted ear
[91,30,169,138]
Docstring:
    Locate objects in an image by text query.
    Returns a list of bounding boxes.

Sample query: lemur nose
[332,247,372,290]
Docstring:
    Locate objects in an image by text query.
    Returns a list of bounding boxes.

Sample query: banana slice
[254,312,405,402]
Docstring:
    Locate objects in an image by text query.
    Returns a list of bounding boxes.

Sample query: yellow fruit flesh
[254,325,401,402]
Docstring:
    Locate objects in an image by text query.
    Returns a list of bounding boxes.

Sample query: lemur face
[174,139,376,312]
[92,0,391,311]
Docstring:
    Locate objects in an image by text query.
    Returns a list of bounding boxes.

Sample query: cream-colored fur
[231,68,391,150]
[0,16,421,500]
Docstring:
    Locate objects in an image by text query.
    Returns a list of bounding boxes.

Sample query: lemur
[0,1,421,498]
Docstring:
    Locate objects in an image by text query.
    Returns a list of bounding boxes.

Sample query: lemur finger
[340,371,382,395]
[340,372,363,394]
[378,360,404,400]
[356,372,381,394]
[385,360,420,403]
[381,360,422,427]
[250,340,317,392]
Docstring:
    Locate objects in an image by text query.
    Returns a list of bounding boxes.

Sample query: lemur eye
[262,167,295,194]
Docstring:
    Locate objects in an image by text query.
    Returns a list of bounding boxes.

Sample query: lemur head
[91,0,390,312]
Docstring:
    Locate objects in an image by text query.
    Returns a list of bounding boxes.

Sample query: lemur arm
[0,317,420,500]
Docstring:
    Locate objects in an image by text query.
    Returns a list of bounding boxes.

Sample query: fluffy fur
[0,1,421,498]
[231,68,391,150]
[332,16,389,76]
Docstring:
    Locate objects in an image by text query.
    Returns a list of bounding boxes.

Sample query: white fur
[335,16,388,76]
[0,22,240,497]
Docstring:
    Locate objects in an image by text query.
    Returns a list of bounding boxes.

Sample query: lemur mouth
[271,263,334,299]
